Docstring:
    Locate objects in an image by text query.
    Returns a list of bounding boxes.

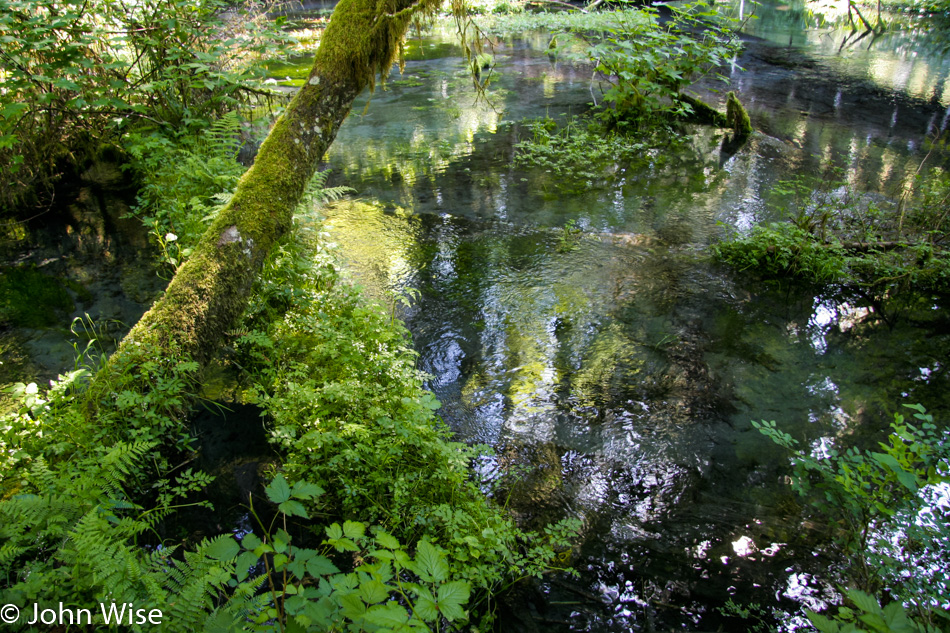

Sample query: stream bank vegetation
[0,184,579,629]
[713,166,950,296]
[1,0,582,629]
[753,405,950,632]
[9,0,947,630]
[0,0,293,220]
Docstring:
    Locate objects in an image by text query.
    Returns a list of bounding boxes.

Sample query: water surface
[307,3,950,629]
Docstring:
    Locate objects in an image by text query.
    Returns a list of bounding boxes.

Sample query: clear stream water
[289,1,950,630]
[8,1,948,630]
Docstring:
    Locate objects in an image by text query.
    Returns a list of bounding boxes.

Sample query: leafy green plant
[126,114,247,274]
[232,223,579,621]
[0,214,577,631]
[806,588,946,633]
[581,1,743,129]
[199,473,476,632]
[557,219,583,252]
[0,0,290,212]
[127,126,353,274]
[713,222,848,282]
[715,169,950,293]
[719,598,777,633]
[514,115,650,182]
[753,405,950,630]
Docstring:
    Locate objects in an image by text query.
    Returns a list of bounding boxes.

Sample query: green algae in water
[0,265,74,327]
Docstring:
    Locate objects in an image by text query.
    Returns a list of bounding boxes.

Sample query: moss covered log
[726,91,753,138]
[88,0,445,405]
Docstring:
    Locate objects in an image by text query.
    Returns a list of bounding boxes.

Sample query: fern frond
[319,186,355,205]
[0,543,26,568]
[205,112,243,160]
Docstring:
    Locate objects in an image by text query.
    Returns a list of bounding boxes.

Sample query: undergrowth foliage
[0,208,576,630]
[126,114,248,276]
[508,0,746,188]
[126,119,352,277]
[714,171,950,293]
[0,0,291,213]
[479,0,743,129]
[234,219,579,613]
[581,1,743,129]
[754,405,950,632]
[513,115,651,182]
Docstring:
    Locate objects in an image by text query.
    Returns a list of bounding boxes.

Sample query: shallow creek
[5,0,948,629]
[295,1,950,629]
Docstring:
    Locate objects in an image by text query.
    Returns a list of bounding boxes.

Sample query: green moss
[94,0,456,383]
[0,265,74,327]
[679,93,728,127]
[387,77,426,88]
[726,91,753,137]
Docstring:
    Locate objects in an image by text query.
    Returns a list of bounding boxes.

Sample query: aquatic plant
[712,222,849,282]
[0,265,75,328]
[513,114,651,182]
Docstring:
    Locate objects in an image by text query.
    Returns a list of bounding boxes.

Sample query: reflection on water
[309,3,950,630]
[737,0,950,104]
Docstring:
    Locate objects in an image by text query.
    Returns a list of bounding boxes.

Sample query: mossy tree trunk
[89,0,444,404]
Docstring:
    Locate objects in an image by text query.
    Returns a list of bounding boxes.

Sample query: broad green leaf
[364,603,410,628]
[287,558,306,580]
[291,480,324,500]
[857,612,887,632]
[278,499,309,519]
[437,580,470,606]
[284,617,306,633]
[306,555,340,577]
[375,531,400,550]
[806,610,841,633]
[437,581,470,621]
[413,540,448,583]
[359,579,391,604]
[339,592,366,619]
[414,595,439,621]
[205,535,239,561]
[1,103,28,119]
[327,536,358,552]
[242,533,262,550]
[847,590,881,617]
[265,474,291,503]
[342,520,366,539]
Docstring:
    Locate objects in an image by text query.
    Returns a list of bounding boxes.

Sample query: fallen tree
[96,0,448,385]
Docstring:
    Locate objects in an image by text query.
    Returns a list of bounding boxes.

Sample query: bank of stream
[300,1,950,630]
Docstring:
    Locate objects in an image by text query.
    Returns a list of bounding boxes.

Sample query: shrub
[754,405,950,631]
[0,0,290,212]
